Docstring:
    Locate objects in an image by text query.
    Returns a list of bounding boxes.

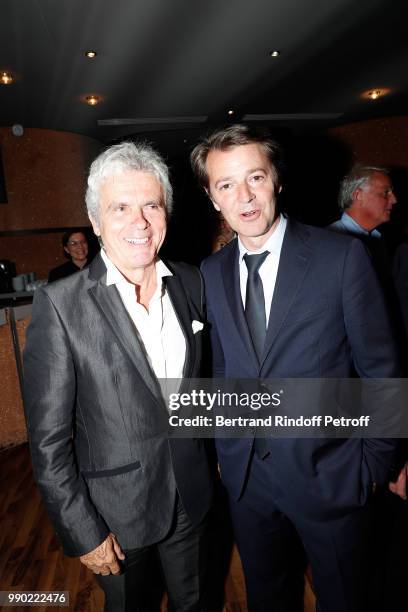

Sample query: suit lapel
[221,242,259,365]
[87,256,163,402]
[164,273,195,378]
[261,220,312,369]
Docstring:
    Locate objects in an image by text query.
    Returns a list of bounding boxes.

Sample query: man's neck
[135,268,158,311]
[346,209,377,233]
[240,214,280,252]
[119,261,158,311]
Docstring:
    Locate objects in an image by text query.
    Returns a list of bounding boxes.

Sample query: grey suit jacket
[23,254,212,556]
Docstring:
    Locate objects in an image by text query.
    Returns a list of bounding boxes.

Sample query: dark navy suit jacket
[201,218,400,519]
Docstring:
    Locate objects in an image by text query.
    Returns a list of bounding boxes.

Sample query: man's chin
[241,223,278,240]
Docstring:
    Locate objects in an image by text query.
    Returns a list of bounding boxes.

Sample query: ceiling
[1,0,408,157]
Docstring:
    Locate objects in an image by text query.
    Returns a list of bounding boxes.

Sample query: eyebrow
[106,199,164,210]
[107,201,128,210]
[143,200,164,207]
[214,167,268,188]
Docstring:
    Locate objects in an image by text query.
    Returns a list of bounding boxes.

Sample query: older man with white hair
[330,165,397,236]
[24,141,213,612]
[329,165,402,360]
[330,164,407,612]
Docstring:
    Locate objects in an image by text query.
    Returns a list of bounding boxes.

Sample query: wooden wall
[0,310,29,448]
[328,115,408,168]
[0,127,101,279]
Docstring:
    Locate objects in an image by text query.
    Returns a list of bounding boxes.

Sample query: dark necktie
[244,251,269,362]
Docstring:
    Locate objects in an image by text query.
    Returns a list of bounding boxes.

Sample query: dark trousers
[366,489,408,612]
[228,453,371,612]
[96,499,208,612]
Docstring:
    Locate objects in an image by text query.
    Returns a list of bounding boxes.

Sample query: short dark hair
[62,229,87,248]
[190,124,283,190]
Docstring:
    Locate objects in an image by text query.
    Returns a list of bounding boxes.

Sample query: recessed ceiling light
[368,90,381,100]
[86,95,99,106]
[12,124,24,137]
[228,109,234,115]
[85,51,97,59]
[0,71,13,85]
[270,50,280,57]
[362,88,390,101]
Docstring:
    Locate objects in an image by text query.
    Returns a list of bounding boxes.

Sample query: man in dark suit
[329,165,407,612]
[190,125,400,612]
[328,165,402,345]
[24,142,213,612]
[329,164,407,482]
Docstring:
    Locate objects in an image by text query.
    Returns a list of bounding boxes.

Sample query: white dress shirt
[238,214,287,325]
[100,249,186,380]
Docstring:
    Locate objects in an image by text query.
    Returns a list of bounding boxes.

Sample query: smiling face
[90,170,167,283]
[206,143,281,251]
[64,232,88,265]
[354,171,397,230]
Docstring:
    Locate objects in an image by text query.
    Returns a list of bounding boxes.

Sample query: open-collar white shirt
[100,249,186,380]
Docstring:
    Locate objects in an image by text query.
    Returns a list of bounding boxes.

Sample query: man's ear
[63,246,70,256]
[354,187,363,202]
[204,187,221,212]
[89,216,101,237]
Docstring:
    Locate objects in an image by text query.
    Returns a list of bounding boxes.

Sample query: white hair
[338,165,389,210]
[85,141,173,221]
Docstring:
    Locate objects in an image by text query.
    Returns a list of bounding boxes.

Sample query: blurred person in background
[48,229,89,282]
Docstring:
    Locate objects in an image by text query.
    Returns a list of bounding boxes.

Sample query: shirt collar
[238,213,287,261]
[100,248,172,287]
[341,213,382,239]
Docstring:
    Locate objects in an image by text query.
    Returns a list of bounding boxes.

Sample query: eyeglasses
[67,240,87,247]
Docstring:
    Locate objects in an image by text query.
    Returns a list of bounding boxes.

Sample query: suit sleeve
[393,243,408,337]
[23,289,109,556]
[342,239,401,485]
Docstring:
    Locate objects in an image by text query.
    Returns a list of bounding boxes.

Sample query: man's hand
[389,462,408,500]
[80,533,125,575]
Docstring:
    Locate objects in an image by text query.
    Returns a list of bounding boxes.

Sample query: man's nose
[237,182,255,204]
[131,207,149,228]
[389,191,397,205]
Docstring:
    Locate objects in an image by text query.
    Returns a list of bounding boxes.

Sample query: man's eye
[219,183,232,191]
[251,174,264,183]
[114,204,126,212]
